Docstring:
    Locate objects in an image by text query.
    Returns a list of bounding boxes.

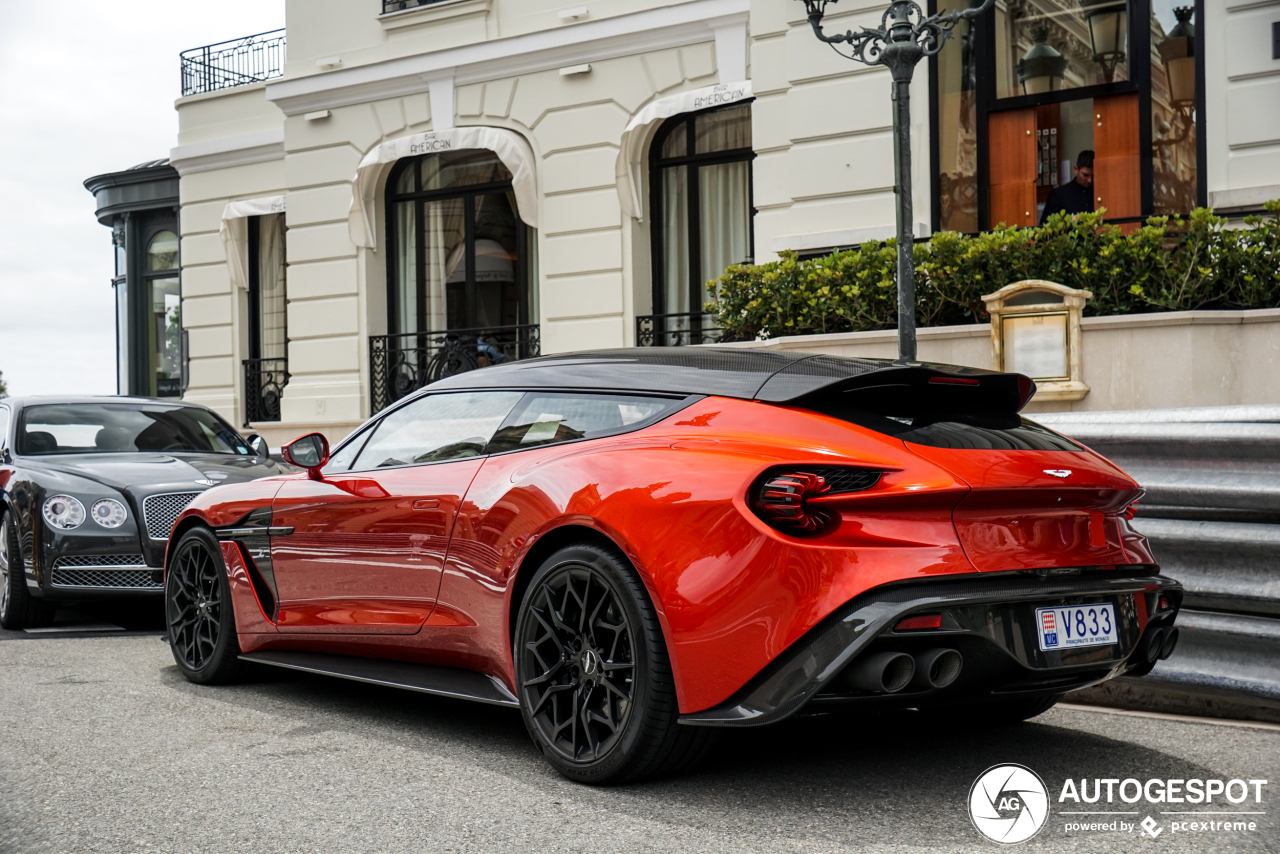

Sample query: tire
[0,513,56,630]
[513,543,717,784]
[165,527,244,684]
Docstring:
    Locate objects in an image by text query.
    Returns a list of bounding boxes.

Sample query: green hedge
[706,201,1280,341]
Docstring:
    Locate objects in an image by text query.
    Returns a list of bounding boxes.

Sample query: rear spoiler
[758,359,1037,418]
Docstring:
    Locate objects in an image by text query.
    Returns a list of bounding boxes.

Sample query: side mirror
[246,433,270,462]
[282,433,329,480]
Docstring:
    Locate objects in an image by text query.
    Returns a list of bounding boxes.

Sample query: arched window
[145,230,182,397]
[650,104,754,324]
[386,149,535,336]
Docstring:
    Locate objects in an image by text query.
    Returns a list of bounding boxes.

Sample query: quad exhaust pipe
[1143,626,1179,663]
[844,648,964,694]
[910,648,964,690]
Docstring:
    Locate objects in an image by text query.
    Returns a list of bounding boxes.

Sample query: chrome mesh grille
[51,568,161,589]
[53,554,148,568]
[142,492,201,540]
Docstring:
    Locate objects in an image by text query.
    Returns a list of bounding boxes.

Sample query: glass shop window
[146,231,182,398]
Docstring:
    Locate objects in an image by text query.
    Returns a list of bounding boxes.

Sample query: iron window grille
[369,325,540,415]
[382,0,454,13]
[242,358,290,425]
[635,312,733,348]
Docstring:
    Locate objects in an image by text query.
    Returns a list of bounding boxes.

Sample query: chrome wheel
[518,563,635,764]
[166,536,223,670]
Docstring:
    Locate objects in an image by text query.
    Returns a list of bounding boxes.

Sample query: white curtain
[257,213,287,361]
[662,167,689,314]
[426,200,465,332]
[698,161,751,304]
[394,201,417,335]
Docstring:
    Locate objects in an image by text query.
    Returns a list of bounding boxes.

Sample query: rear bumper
[680,570,1182,727]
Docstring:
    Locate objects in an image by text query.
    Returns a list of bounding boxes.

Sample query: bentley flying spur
[0,397,287,628]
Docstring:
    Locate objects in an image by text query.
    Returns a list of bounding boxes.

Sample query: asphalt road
[1,616,1277,854]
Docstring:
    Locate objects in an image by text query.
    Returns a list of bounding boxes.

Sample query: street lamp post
[798,0,993,362]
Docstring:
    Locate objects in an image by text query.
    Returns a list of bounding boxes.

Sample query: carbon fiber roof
[421,347,1002,402]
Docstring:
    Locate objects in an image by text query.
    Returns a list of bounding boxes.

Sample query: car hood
[20,453,288,494]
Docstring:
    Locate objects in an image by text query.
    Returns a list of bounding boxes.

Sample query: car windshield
[17,403,251,456]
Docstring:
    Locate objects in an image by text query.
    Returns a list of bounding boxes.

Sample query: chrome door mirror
[246,434,270,462]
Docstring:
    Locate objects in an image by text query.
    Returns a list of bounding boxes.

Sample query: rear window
[801,387,1082,452]
[487,393,684,453]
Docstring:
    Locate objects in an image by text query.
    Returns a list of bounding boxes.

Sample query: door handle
[413,499,440,510]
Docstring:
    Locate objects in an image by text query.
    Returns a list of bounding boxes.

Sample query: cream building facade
[159,0,1278,444]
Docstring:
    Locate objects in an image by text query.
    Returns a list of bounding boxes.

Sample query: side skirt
[239,650,520,708]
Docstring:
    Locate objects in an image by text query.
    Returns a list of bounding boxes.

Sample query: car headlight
[43,495,86,530]
[90,498,129,529]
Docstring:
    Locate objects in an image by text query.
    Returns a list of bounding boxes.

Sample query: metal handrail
[180,29,286,97]
[368,325,541,415]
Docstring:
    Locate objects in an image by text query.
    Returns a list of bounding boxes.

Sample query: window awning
[615,80,752,223]
[349,126,539,249]
[219,194,286,291]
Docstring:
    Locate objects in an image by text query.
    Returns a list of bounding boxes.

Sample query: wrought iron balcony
[636,312,732,347]
[242,358,289,426]
[382,0,454,13]
[369,325,540,415]
[181,30,286,97]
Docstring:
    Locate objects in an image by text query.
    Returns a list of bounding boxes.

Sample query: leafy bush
[707,202,1280,341]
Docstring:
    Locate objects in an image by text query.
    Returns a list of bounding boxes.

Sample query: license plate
[1036,603,1117,651]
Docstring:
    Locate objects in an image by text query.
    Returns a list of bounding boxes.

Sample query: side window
[321,425,373,474]
[352,391,523,470]
[487,393,683,454]
[0,407,9,449]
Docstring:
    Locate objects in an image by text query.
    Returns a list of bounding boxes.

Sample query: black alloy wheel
[521,562,636,763]
[514,543,717,784]
[165,527,243,684]
[0,514,55,630]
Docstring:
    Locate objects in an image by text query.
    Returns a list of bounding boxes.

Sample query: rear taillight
[754,472,833,534]
[895,614,943,631]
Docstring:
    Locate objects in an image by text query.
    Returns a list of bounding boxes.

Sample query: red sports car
[164,349,1182,783]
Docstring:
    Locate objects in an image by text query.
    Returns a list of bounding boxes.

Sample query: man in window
[1039,150,1094,224]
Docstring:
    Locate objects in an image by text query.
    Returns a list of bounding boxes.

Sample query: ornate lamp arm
[803,0,995,68]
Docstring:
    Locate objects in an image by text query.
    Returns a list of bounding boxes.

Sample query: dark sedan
[0,396,288,628]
